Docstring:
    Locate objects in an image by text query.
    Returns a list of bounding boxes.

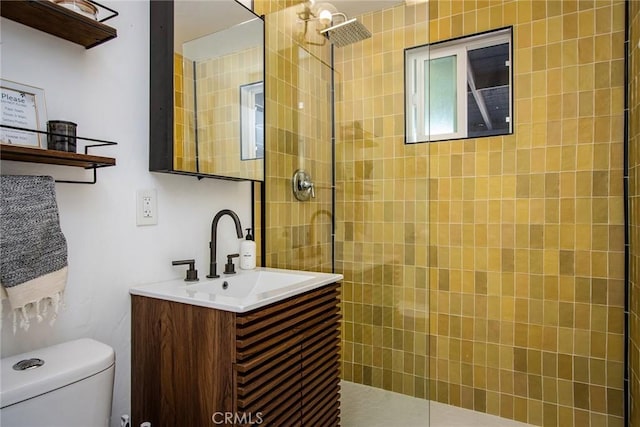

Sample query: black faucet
[208,209,243,278]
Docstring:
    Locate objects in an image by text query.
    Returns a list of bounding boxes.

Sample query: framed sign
[0,79,47,148]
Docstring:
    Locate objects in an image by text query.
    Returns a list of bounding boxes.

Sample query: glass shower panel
[333,2,430,426]
[263,5,334,274]
[426,55,458,136]
[265,2,430,426]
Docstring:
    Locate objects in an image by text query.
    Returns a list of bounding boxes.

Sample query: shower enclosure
[261,1,431,426]
[262,5,335,273]
[261,1,629,426]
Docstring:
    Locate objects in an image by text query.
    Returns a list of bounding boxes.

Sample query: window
[405,27,513,143]
[240,81,264,160]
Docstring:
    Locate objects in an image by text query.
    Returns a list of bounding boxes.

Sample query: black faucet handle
[172,259,199,282]
[224,254,240,275]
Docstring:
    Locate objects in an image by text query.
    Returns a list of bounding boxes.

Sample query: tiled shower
[254,0,640,426]
[337,1,627,426]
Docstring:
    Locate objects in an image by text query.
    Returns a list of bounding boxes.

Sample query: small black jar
[47,120,77,152]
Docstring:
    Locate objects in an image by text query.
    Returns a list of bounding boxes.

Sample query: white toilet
[0,338,115,427]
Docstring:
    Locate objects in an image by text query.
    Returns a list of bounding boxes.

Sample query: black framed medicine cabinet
[149,0,264,181]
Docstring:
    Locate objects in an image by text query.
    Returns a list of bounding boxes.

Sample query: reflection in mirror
[179,10,264,180]
[240,82,264,160]
[150,0,264,181]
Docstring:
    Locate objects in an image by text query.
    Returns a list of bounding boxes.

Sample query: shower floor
[340,381,532,427]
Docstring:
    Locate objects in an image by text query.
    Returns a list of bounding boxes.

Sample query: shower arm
[307,12,349,45]
[326,12,348,26]
[296,6,351,46]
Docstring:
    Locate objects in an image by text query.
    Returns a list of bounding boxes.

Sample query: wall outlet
[136,189,157,226]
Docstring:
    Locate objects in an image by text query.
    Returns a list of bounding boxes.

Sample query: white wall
[0,1,253,425]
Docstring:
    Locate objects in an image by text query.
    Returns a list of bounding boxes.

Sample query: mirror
[150,0,264,181]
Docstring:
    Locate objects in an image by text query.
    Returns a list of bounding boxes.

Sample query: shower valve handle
[300,179,315,198]
[292,169,315,201]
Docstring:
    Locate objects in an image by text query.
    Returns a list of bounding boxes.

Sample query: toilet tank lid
[0,338,114,408]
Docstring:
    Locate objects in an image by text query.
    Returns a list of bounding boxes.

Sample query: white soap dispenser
[240,228,256,270]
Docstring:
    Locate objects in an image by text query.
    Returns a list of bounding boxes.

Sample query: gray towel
[1,175,68,331]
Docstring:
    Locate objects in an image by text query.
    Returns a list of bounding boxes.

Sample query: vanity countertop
[129,267,343,313]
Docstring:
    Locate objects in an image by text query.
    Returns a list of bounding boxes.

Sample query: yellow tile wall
[261,4,334,273]
[335,1,626,426]
[253,181,263,268]
[629,1,640,425]
[174,53,196,172]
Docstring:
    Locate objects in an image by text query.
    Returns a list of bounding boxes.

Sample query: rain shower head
[297,2,371,47]
[319,17,371,47]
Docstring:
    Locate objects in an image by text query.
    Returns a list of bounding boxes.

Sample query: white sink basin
[129,267,343,313]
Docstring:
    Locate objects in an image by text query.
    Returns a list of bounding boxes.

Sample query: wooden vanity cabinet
[132,282,341,426]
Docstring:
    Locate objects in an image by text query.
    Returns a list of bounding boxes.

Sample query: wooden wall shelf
[0,0,117,49]
[0,144,116,169]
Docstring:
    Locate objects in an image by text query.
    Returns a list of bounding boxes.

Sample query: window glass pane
[404,27,512,144]
[466,42,510,138]
[255,91,264,158]
[425,55,457,136]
